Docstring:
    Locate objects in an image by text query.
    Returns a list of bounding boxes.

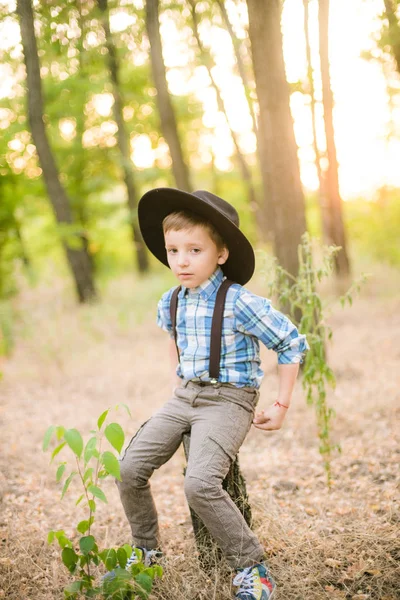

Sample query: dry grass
[0,268,399,599]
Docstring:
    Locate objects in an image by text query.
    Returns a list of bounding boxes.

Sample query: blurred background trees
[1,0,400,318]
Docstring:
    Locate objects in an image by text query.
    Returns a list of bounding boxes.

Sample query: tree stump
[182,433,252,571]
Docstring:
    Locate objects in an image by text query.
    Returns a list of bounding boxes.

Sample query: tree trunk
[182,433,252,570]
[383,0,400,74]
[246,0,307,278]
[16,0,96,303]
[215,0,258,139]
[188,0,259,223]
[97,0,148,273]
[303,0,330,243]
[145,0,192,191]
[318,0,350,276]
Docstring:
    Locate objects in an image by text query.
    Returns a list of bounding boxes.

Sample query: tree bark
[16,0,96,303]
[97,0,148,272]
[246,0,307,278]
[145,0,192,191]
[383,0,400,75]
[303,0,329,242]
[182,433,252,570]
[318,0,350,276]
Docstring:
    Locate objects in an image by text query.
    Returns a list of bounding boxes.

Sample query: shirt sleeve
[234,289,309,364]
[156,288,175,338]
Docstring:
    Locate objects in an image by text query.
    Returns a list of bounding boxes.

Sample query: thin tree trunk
[188,0,259,219]
[74,0,94,273]
[16,0,96,303]
[183,433,252,570]
[215,0,258,139]
[303,0,330,242]
[318,0,350,276]
[146,0,192,191]
[97,0,148,272]
[246,0,307,278]
[384,0,400,74]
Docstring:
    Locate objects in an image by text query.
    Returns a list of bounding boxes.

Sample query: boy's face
[164,225,229,289]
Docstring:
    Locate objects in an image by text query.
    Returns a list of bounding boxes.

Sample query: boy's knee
[184,475,220,507]
[118,456,149,489]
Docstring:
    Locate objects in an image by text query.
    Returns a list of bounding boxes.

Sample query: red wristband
[274,401,289,409]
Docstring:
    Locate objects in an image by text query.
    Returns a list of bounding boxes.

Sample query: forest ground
[0,265,399,600]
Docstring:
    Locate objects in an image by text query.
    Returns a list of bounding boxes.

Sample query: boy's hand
[252,403,288,431]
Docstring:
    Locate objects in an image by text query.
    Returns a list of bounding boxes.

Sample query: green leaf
[61,471,77,499]
[64,429,83,458]
[105,423,124,454]
[99,548,117,571]
[101,451,121,480]
[75,494,85,506]
[64,580,82,593]
[97,409,109,430]
[88,499,96,513]
[116,403,131,417]
[55,426,65,440]
[117,547,128,569]
[84,437,97,465]
[83,467,94,484]
[54,530,72,549]
[77,520,89,534]
[135,572,153,596]
[43,426,55,451]
[56,463,66,483]
[51,441,66,462]
[88,485,107,503]
[79,535,95,555]
[47,531,55,544]
[61,547,79,573]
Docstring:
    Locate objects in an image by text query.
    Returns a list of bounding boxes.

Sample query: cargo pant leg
[117,396,190,549]
[183,386,264,569]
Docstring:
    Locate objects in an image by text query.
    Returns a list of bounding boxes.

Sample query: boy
[116,188,308,600]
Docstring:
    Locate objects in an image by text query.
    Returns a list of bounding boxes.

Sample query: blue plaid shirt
[157,267,308,388]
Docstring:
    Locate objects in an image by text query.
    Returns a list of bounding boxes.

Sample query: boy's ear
[217,247,229,265]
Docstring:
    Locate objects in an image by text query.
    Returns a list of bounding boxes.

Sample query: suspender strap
[170,285,181,360]
[209,278,233,381]
[169,279,233,382]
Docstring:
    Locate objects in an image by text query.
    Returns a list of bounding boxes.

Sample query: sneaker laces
[233,566,258,596]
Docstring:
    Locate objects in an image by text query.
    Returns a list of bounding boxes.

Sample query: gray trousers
[117,380,264,568]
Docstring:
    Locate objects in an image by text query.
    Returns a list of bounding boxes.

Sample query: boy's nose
[177,253,189,267]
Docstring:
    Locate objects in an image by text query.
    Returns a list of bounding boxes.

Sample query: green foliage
[265,233,367,485]
[346,191,400,267]
[44,407,162,598]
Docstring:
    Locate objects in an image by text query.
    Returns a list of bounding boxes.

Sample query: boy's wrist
[274,400,289,409]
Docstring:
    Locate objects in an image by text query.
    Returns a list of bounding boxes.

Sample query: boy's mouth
[179,273,193,277]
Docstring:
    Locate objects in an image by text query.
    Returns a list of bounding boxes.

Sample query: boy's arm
[253,363,299,431]
[169,337,182,390]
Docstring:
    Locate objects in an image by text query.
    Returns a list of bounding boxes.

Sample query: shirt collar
[179,267,224,301]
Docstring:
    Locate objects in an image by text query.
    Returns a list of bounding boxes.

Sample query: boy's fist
[252,403,288,431]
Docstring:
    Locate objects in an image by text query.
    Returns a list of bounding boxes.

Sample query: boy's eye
[167,248,177,254]
[191,248,201,254]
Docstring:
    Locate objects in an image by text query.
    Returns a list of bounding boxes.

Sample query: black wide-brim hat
[138,188,255,285]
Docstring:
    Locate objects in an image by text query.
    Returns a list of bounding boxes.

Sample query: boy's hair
[162,210,227,250]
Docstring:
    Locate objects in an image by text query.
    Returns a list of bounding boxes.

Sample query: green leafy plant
[43,406,162,599]
[263,233,367,485]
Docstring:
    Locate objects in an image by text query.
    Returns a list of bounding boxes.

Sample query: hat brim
[138,188,255,285]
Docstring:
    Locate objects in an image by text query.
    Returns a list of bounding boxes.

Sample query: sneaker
[233,562,276,600]
[103,545,162,583]
[125,546,162,569]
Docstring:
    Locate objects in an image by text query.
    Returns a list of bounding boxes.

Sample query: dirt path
[0,276,399,599]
